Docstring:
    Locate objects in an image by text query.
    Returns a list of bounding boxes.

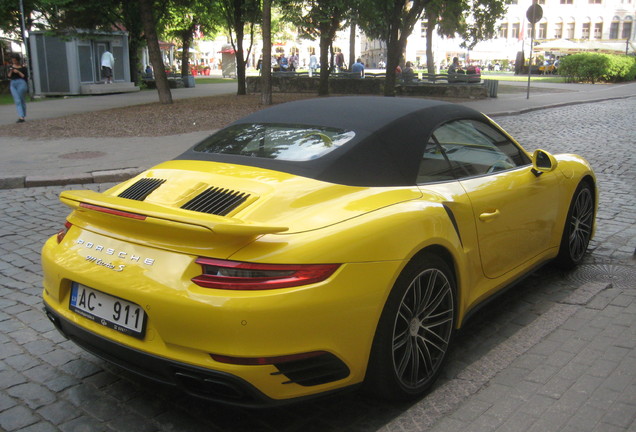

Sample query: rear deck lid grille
[118,178,166,201]
[181,187,250,216]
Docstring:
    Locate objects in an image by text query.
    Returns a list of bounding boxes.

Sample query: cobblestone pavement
[1,98,634,432]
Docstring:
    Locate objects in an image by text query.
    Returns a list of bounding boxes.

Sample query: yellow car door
[427,119,560,279]
[459,167,559,278]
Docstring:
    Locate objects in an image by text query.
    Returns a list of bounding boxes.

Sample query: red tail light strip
[56,221,72,243]
[79,203,147,220]
[192,258,340,290]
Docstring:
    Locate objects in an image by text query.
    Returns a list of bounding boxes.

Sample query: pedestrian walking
[101,49,115,84]
[8,53,28,123]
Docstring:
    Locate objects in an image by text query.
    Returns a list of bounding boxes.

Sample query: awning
[535,39,633,54]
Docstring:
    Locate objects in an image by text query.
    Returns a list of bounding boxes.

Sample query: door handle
[479,209,500,222]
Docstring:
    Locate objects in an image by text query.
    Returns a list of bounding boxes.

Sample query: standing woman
[8,53,28,123]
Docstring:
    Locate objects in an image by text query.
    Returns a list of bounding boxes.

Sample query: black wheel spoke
[416,335,434,374]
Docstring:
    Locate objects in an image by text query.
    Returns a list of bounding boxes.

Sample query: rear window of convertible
[193,123,356,161]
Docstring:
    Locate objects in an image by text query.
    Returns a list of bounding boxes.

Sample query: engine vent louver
[118,178,166,201]
[181,187,250,216]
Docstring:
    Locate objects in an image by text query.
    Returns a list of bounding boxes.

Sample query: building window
[623,20,633,39]
[512,23,520,39]
[566,22,575,38]
[560,0,573,4]
[610,19,619,38]
[593,22,603,39]
[582,22,591,39]
[498,23,509,38]
[555,23,563,38]
[588,0,601,3]
[538,22,547,38]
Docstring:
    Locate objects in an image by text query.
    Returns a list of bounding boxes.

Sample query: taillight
[56,221,72,243]
[192,258,339,290]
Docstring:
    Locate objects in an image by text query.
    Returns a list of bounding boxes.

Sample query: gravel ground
[0,84,547,139]
[0,93,315,139]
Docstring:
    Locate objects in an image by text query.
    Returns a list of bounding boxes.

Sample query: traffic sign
[526,4,543,24]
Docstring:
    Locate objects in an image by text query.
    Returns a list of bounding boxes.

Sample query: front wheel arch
[363,250,458,401]
[554,177,596,269]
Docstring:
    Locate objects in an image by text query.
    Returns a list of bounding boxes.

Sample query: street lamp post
[18,0,34,98]
[526,2,543,100]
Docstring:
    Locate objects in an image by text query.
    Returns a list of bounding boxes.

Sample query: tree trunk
[128,36,141,84]
[231,0,247,96]
[122,1,142,84]
[260,0,272,105]
[139,0,172,104]
[181,23,196,77]
[426,18,435,74]
[348,19,356,68]
[384,24,401,96]
[235,27,246,95]
[181,35,191,77]
[318,28,331,96]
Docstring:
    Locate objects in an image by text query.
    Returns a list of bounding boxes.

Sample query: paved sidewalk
[0,79,635,189]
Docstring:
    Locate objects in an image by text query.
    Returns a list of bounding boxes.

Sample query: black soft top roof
[176,96,488,186]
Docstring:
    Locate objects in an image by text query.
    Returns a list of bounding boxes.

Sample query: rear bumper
[43,302,289,407]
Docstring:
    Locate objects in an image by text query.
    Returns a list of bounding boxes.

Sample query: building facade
[364,0,635,71]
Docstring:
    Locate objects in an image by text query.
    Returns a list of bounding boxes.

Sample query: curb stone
[1,168,144,190]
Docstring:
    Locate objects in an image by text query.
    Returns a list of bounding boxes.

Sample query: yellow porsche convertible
[41,97,596,406]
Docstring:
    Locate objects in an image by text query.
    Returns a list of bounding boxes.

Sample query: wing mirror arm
[531,168,543,177]
[531,149,558,175]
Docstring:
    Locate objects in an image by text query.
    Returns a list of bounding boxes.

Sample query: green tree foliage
[0,0,46,37]
[160,0,221,77]
[358,0,428,96]
[40,0,121,30]
[280,0,350,96]
[358,0,507,91]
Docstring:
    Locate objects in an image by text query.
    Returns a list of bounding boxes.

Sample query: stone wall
[246,76,489,99]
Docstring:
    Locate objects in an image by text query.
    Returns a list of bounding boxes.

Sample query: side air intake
[181,187,250,216]
[118,178,166,201]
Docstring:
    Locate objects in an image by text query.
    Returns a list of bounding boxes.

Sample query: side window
[417,137,456,184]
[426,120,530,179]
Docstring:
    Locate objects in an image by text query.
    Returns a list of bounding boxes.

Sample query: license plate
[70,283,147,339]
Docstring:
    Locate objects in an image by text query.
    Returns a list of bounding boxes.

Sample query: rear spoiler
[60,190,288,237]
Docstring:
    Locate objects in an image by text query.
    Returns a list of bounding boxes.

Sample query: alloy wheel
[392,268,454,390]
[568,186,594,262]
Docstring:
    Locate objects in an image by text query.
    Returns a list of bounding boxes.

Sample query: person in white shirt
[101,50,115,83]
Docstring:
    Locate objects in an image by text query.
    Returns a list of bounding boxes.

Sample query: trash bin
[483,79,498,98]
[183,75,196,88]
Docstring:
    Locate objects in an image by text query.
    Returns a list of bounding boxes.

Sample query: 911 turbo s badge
[85,255,126,272]
[76,239,156,269]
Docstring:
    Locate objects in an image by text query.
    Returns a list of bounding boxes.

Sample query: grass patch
[480,72,567,83]
[194,77,237,84]
[0,92,15,105]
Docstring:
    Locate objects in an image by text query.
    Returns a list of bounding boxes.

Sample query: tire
[364,253,456,401]
[554,181,595,269]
